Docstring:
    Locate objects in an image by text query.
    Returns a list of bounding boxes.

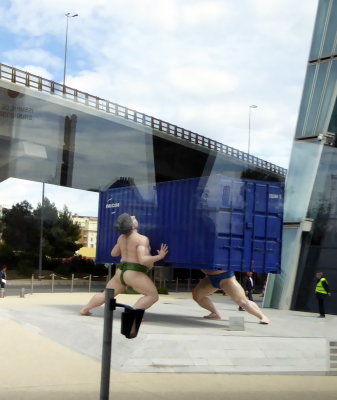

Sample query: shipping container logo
[105,198,120,212]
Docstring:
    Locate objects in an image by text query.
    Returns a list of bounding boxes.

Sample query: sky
[0,0,319,216]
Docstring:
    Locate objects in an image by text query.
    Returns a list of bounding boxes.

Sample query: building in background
[265,0,337,315]
[72,215,97,259]
[72,215,97,248]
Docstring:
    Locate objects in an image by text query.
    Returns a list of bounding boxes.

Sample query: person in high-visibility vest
[315,272,331,318]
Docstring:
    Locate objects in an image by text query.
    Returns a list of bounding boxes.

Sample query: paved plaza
[0,290,336,399]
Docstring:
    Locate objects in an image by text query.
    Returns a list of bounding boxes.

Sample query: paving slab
[0,291,337,399]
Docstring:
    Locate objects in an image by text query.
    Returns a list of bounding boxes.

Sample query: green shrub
[17,259,35,276]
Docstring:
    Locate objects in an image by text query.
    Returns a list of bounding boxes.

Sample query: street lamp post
[248,105,258,155]
[63,13,78,86]
[38,182,45,280]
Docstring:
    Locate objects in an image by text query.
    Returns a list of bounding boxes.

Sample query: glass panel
[267,227,298,308]
[0,178,99,217]
[303,62,329,136]
[0,79,287,291]
[321,1,337,58]
[316,60,337,133]
[292,145,337,314]
[295,65,316,138]
[328,96,337,133]
[283,140,323,222]
[309,0,331,61]
[200,150,284,182]
[0,84,156,191]
[307,146,337,225]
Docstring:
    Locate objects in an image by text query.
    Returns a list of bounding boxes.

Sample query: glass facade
[0,63,285,282]
[0,81,156,190]
[267,0,337,315]
[0,77,284,192]
[292,145,337,314]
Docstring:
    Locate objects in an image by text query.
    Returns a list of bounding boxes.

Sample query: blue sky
[0,0,319,215]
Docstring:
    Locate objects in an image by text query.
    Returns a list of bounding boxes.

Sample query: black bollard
[100,288,115,400]
[99,289,145,399]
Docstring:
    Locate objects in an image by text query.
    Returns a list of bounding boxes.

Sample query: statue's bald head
[114,213,133,234]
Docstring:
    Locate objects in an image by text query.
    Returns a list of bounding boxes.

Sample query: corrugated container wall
[96,175,284,273]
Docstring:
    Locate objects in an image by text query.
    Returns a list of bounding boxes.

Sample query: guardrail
[0,63,287,177]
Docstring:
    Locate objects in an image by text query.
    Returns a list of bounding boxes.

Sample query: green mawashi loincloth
[118,262,149,286]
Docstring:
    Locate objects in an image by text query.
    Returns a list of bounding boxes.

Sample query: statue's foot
[259,316,269,324]
[203,312,221,320]
[80,308,92,316]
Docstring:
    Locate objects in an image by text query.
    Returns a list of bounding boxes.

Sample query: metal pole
[248,107,251,154]
[31,274,34,295]
[100,288,115,400]
[63,15,69,86]
[187,269,192,291]
[88,274,92,292]
[71,274,74,292]
[51,273,55,293]
[38,182,45,281]
[248,105,258,155]
[63,13,78,86]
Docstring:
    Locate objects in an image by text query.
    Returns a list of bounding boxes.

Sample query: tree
[1,201,39,252]
[42,205,82,258]
[1,199,82,267]
[34,201,82,258]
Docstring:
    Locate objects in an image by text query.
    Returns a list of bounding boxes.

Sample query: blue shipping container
[96,175,284,273]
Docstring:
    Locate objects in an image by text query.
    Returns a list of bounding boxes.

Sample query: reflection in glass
[291,145,337,313]
[309,0,330,61]
[283,140,323,222]
[317,60,337,133]
[321,2,337,59]
[0,85,156,191]
[295,65,316,138]
[303,62,328,137]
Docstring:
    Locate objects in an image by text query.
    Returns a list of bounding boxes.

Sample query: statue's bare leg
[220,277,269,324]
[80,270,126,315]
[192,277,221,319]
[122,270,159,310]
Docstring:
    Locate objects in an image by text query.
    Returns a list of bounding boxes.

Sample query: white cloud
[181,2,228,25]
[168,67,240,94]
[4,49,62,72]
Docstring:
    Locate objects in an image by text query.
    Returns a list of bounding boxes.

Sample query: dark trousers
[316,292,327,316]
[247,290,253,301]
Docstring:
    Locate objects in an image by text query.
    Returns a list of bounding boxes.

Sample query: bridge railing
[0,63,287,177]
